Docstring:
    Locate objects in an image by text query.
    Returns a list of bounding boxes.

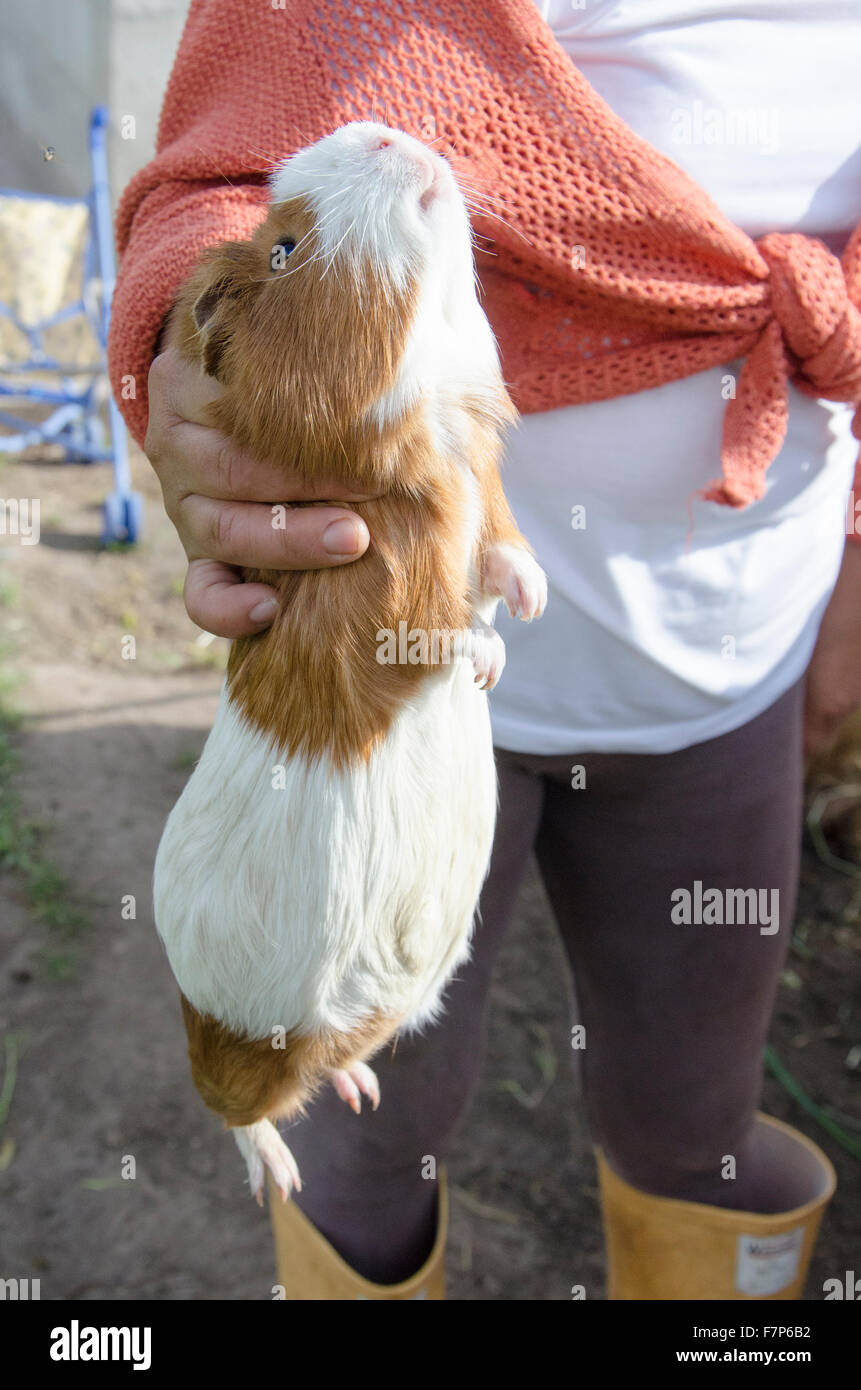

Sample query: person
[110,0,861,1299]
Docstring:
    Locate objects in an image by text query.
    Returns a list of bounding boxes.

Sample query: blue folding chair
[0,106,143,543]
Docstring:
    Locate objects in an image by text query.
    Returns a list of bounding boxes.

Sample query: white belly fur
[153,657,498,1043]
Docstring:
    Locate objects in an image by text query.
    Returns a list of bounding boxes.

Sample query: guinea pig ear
[191,282,224,334]
[190,241,258,381]
[190,278,235,381]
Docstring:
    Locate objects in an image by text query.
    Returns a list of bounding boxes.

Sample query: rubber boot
[268,1169,448,1300]
[597,1113,836,1300]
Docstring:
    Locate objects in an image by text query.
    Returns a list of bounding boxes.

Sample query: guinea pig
[153,121,547,1203]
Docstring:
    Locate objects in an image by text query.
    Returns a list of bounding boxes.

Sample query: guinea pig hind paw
[233,1119,302,1204]
[329,1062,381,1114]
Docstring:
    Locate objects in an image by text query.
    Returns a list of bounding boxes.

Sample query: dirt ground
[0,443,858,1300]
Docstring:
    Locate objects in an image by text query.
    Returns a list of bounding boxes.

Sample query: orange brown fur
[181,993,398,1129]
[227,472,474,767]
[465,393,533,567]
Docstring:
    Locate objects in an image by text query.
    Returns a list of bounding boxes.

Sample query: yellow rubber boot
[268,1170,448,1300]
[597,1113,836,1300]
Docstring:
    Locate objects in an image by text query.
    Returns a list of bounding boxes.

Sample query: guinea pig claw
[330,1062,381,1114]
[468,624,505,691]
[483,544,548,622]
[233,1119,301,1204]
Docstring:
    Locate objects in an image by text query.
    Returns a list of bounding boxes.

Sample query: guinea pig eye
[270,240,296,271]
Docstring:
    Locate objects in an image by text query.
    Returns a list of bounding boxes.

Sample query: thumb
[184,558,278,638]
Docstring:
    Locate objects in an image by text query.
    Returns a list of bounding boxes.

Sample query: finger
[149,350,378,505]
[147,346,223,429]
[179,496,370,569]
[163,420,380,504]
[184,559,281,639]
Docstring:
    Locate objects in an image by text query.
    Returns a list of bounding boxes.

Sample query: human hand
[144,345,373,638]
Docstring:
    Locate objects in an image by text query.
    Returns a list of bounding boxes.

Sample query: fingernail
[249,598,278,623]
[323,517,366,556]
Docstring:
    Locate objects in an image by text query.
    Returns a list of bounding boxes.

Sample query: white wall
[109,0,188,201]
[0,0,188,209]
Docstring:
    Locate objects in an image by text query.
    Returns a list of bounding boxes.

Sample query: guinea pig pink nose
[370,130,437,195]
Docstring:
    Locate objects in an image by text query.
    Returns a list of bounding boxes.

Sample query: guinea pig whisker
[289,233,343,277]
[461,191,516,218]
[470,235,499,260]
[277,234,342,283]
[252,227,320,283]
[245,143,310,169]
[304,207,361,276]
[244,149,279,170]
[462,198,534,248]
[246,124,318,164]
[331,418,351,470]
[460,190,531,236]
[314,174,365,210]
[453,178,516,212]
[193,143,239,189]
[359,196,378,264]
[460,190,518,221]
[180,327,205,351]
[276,227,316,254]
[320,222,358,279]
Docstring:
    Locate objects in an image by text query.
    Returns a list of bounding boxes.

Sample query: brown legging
[286,676,805,1283]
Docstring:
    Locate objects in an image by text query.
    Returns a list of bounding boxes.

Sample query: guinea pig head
[176,122,512,488]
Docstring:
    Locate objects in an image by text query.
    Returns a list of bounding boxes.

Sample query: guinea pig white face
[269,122,477,319]
[185,121,508,471]
[268,122,504,439]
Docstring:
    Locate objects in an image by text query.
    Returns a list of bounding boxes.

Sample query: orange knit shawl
[109,0,861,509]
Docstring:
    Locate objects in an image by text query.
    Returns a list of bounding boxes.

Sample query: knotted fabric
[713,234,861,506]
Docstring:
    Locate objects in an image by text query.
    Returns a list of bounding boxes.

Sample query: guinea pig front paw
[459,621,506,691]
[483,544,548,622]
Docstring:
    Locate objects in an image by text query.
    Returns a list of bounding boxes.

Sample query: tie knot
[701,233,861,510]
[756,232,861,398]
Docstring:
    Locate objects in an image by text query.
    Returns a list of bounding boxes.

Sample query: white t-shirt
[488,0,861,754]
